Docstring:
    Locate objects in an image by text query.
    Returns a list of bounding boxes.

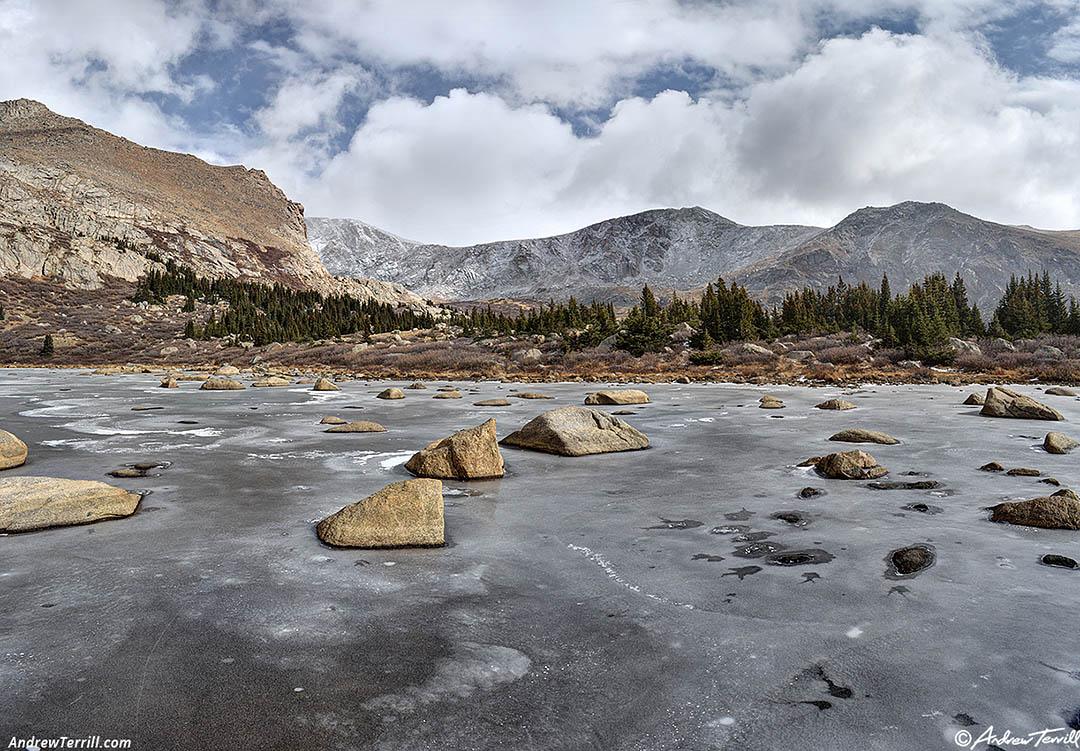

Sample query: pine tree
[184,319,197,339]
[40,334,54,356]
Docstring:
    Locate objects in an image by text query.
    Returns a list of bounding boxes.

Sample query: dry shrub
[954,352,997,372]
[816,345,867,365]
[721,350,776,367]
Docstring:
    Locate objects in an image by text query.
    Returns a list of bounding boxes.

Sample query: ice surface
[1,371,1079,749]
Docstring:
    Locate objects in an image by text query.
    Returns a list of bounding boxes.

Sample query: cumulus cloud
[1,0,1078,243]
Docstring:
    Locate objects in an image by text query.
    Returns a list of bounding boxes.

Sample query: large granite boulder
[980,387,1063,420]
[584,389,650,405]
[0,430,28,470]
[313,377,341,392]
[815,450,888,480]
[316,478,444,547]
[828,429,899,445]
[989,496,1080,530]
[1045,432,1079,454]
[500,406,648,456]
[405,418,504,480]
[0,476,142,532]
[200,377,244,390]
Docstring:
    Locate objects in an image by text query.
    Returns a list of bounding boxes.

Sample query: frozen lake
[2,370,1080,750]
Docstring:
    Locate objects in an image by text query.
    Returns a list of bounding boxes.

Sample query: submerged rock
[0,430,28,470]
[313,377,341,392]
[474,398,511,406]
[320,416,347,425]
[1044,432,1079,454]
[989,496,1080,529]
[1041,554,1079,569]
[887,545,936,577]
[377,387,405,400]
[0,476,141,532]
[585,389,650,405]
[405,418,504,480]
[828,429,898,445]
[500,406,648,456]
[200,377,245,390]
[980,387,1063,420]
[405,382,427,389]
[1006,467,1041,476]
[866,480,939,490]
[325,421,387,433]
[510,392,554,400]
[433,391,463,399]
[815,398,856,411]
[814,450,887,480]
[316,478,444,548]
[979,462,1005,472]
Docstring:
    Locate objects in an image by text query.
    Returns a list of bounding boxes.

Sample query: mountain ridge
[311,201,1080,310]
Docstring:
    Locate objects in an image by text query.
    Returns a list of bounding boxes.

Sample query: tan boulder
[160,376,178,388]
[405,418,504,480]
[475,398,511,406]
[758,395,785,409]
[815,398,856,410]
[200,377,245,390]
[584,389,650,405]
[320,416,347,425]
[828,429,899,445]
[252,376,290,387]
[313,377,341,392]
[316,478,444,548]
[433,391,463,399]
[1044,432,1079,454]
[962,393,984,405]
[0,430,28,470]
[989,496,1080,530]
[500,406,648,456]
[215,365,241,376]
[378,388,405,400]
[1046,387,1078,396]
[510,392,554,399]
[980,387,1063,420]
[325,421,387,433]
[0,476,142,532]
[405,382,427,390]
[815,450,888,480]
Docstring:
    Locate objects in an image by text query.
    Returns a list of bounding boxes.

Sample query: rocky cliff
[0,99,424,307]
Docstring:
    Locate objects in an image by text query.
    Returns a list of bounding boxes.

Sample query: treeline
[132,260,435,346]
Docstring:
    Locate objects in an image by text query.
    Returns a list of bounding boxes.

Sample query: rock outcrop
[989,496,1080,530]
[814,450,887,480]
[316,478,444,548]
[313,377,340,392]
[325,421,387,433]
[1045,432,1079,454]
[0,476,141,532]
[0,430,28,470]
[405,419,504,480]
[980,387,1063,420]
[815,398,856,411]
[0,99,428,308]
[500,406,648,456]
[828,429,898,445]
[200,377,244,390]
[584,389,650,405]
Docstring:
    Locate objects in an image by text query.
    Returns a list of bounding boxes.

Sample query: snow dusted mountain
[731,201,1080,311]
[308,207,822,302]
[310,201,1080,310]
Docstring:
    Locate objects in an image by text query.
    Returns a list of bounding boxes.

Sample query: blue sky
[1,0,1079,244]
